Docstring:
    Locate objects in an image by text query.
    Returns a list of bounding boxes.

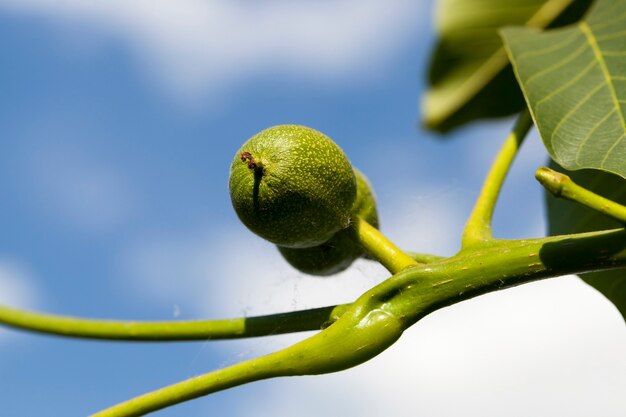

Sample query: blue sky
[0,1,624,416]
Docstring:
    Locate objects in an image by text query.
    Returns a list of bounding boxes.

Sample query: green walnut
[229,125,356,248]
[278,169,379,276]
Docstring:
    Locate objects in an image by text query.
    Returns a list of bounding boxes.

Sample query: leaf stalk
[462,109,534,246]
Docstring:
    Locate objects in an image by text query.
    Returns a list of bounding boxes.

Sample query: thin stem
[462,109,534,246]
[0,304,348,341]
[92,352,280,417]
[536,166,626,224]
[352,215,419,273]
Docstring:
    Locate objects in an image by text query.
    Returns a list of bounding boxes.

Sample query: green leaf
[545,160,626,321]
[423,0,591,132]
[502,0,626,179]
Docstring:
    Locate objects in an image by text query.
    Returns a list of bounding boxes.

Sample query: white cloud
[381,184,468,256]
[230,277,626,417]
[121,227,389,319]
[119,226,394,369]
[0,259,42,343]
[0,0,428,102]
[20,143,135,233]
[466,121,550,190]
[0,260,40,308]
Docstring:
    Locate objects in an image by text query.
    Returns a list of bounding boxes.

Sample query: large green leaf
[545,161,626,321]
[502,0,626,179]
[423,0,591,132]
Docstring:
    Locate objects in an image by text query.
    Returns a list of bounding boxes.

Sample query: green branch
[0,304,348,341]
[462,109,534,246]
[375,229,626,328]
[536,166,626,224]
[92,226,626,416]
[352,215,419,273]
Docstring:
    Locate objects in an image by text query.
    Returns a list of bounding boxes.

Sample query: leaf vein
[523,42,588,85]
[550,82,606,146]
[580,22,626,134]
[536,60,597,108]
[575,108,617,165]
[602,50,626,56]
[596,28,626,41]
[515,31,581,62]
[588,3,626,30]
[601,133,626,168]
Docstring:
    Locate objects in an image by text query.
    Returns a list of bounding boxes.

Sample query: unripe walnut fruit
[229,125,356,248]
[278,169,379,276]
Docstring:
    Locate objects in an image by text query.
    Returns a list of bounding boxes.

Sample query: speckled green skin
[229,125,356,248]
[278,169,379,276]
